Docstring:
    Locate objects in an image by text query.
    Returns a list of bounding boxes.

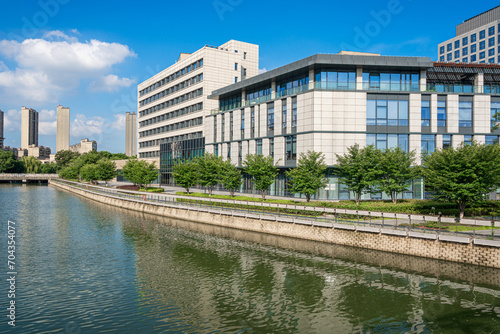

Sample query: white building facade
[21,107,38,149]
[125,112,137,157]
[438,6,500,64]
[137,40,259,183]
[56,105,70,153]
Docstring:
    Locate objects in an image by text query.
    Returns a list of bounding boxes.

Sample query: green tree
[286,150,328,202]
[0,151,24,173]
[421,141,500,219]
[219,160,242,197]
[335,144,382,205]
[96,159,117,186]
[22,156,42,174]
[58,166,79,180]
[80,163,99,184]
[197,153,223,196]
[377,147,416,204]
[121,159,159,190]
[110,153,128,160]
[55,150,80,169]
[40,162,57,174]
[172,160,199,194]
[243,154,278,201]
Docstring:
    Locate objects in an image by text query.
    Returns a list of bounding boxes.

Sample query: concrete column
[271,79,276,99]
[356,66,363,90]
[475,73,484,94]
[309,68,315,90]
[420,69,427,91]
[241,88,246,106]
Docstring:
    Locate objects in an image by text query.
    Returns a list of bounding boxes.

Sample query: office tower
[56,105,70,153]
[438,6,500,63]
[125,112,137,156]
[21,107,38,149]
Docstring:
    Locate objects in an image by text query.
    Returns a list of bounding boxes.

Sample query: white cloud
[111,113,126,130]
[89,74,136,92]
[39,109,57,135]
[0,31,137,103]
[4,109,21,132]
[71,114,106,138]
[258,68,267,74]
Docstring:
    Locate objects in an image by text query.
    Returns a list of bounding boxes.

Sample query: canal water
[0,184,499,334]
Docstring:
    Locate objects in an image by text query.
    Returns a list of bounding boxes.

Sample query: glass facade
[315,70,356,90]
[492,101,500,129]
[367,97,408,126]
[285,135,297,161]
[421,135,435,153]
[486,135,499,145]
[443,135,452,149]
[267,102,274,133]
[362,72,419,91]
[160,138,205,185]
[459,101,472,128]
[292,97,297,130]
[437,99,446,127]
[367,134,408,152]
[277,74,309,97]
[282,99,287,133]
[421,100,430,126]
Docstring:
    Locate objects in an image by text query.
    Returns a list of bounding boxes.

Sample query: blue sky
[0,0,498,153]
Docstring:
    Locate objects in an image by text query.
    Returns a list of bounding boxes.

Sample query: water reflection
[0,184,498,333]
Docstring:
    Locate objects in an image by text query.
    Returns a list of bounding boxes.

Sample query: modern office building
[205,52,500,200]
[0,109,4,149]
[138,40,259,183]
[438,6,500,64]
[56,105,70,153]
[125,112,137,156]
[70,138,97,154]
[21,107,38,149]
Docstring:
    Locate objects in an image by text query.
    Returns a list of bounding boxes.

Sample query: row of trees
[0,151,58,174]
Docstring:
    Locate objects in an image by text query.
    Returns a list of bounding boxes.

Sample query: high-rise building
[125,112,137,156]
[438,6,500,64]
[56,105,70,153]
[21,107,38,149]
[0,110,4,149]
[205,52,500,200]
[137,40,259,183]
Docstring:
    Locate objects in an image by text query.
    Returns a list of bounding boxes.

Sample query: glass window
[282,99,287,131]
[235,63,238,70]
[464,135,473,145]
[267,102,274,132]
[489,37,495,47]
[421,135,436,153]
[462,47,468,56]
[489,26,495,36]
[471,54,477,62]
[292,97,297,129]
[367,134,408,152]
[250,107,255,137]
[443,135,452,149]
[462,57,468,63]
[489,48,495,56]
[479,30,485,39]
[447,53,452,61]
[367,98,407,126]
[227,143,231,159]
[491,101,500,129]
[269,138,274,159]
[463,36,468,46]
[440,55,445,62]
[455,40,460,49]
[447,43,452,51]
[471,44,477,53]
[241,109,245,138]
[459,101,472,128]
[471,33,476,42]
[285,136,297,160]
[486,135,498,145]
[440,46,445,54]
[480,41,485,50]
[421,100,430,126]
[479,51,485,59]
[437,100,446,127]
[235,77,238,83]
[256,139,262,156]
[454,50,460,59]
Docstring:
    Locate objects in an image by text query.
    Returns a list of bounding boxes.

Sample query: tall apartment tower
[56,105,70,153]
[438,6,500,63]
[137,40,259,184]
[21,107,38,149]
[0,110,4,149]
[125,112,137,156]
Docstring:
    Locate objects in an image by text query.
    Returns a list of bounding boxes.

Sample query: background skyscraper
[0,110,4,149]
[57,105,70,153]
[125,112,137,157]
[21,107,38,149]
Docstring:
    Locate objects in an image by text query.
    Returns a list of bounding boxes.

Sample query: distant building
[0,109,4,149]
[27,145,51,159]
[70,138,97,154]
[21,107,38,149]
[56,105,70,153]
[125,112,137,156]
[438,6,500,63]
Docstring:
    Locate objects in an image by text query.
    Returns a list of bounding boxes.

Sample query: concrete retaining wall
[50,181,500,269]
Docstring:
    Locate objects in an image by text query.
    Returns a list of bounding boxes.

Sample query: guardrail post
[438,213,442,235]
[492,218,496,240]
[408,214,412,232]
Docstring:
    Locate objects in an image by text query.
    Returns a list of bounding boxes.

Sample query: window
[447,53,452,61]
[437,100,447,127]
[214,115,217,142]
[221,114,225,141]
[421,100,430,126]
[269,138,274,158]
[486,135,498,145]
[471,33,476,42]
[463,36,468,46]
[459,101,472,128]
[471,44,477,53]
[421,135,436,153]
[285,136,297,160]
[235,77,238,83]
[454,50,460,59]
[238,141,242,166]
[489,26,495,36]
[292,97,297,129]
[490,49,495,56]
[471,54,477,61]
[455,40,460,49]
[241,109,245,139]
[480,30,485,39]
[235,63,238,70]
[443,135,452,149]
[229,111,233,141]
[243,52,246,59]
[267,102,274,132]
[214,144,219,157]
[440,46,445,54]
[282,99,287,132]
[367,134,408,152]
[464,135,473,145]
[250,107,255,138]
[440,56,445,62]
[462,57,468,63]
[256,139,262,155]
[462,47,468,56]
[489,37,495,47]
[491,101,500,129]
[227,143,231,159]
[480,41,485,50]
[447,43,452,51]
[479,51,485,59]
[367,98,408,126]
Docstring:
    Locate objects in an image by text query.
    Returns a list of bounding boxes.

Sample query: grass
[140,188,164,193]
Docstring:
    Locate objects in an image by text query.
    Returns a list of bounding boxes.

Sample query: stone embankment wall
[50,181,500,269]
